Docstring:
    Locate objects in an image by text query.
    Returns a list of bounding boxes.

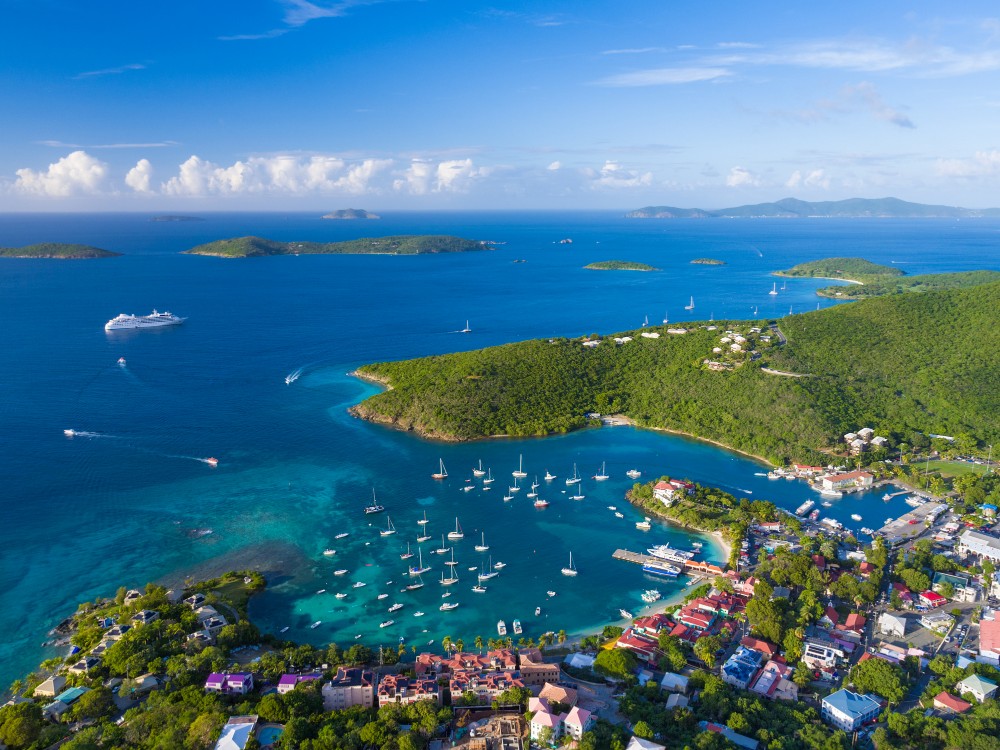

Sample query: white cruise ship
[646,544,695,564]
[105,310,185,330]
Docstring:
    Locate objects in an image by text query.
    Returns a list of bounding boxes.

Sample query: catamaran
[565,464,581,485]
[380,516,396,537]
[561,551,578,576]
[512,454,527,478]
[473,460,485,477]
[593,462,609,481]
[684,296,694,310]
[447,518,464,540]
[475,532,489,552]
[431,459,448,480]
[363,488,385,515]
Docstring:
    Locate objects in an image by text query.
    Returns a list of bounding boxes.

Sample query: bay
[1,211,997,687]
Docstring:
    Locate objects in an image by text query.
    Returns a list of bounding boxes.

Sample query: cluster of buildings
[842,427,890,455]
[528,684,594,743]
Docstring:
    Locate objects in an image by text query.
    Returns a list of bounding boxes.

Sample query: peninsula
[351,279,1000,464]
[627,196,1000,219]
[184,235,485,258]
[584,260,658,272]
[774,257,903,284]
[0,243,119,259]
[322,208,380,220]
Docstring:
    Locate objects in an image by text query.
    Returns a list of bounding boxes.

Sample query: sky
[3,1,1000,210]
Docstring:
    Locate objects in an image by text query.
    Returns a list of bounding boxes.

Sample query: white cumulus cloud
[587,161,653,189]
[936,150,1000,178]
[15,151,110,196]
[125,159,154,193]
[725,166,760,188]
[786,168,830,189]
[393,158,487,194]
[547,161,562,171]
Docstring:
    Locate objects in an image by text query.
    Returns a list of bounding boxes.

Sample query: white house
[959,531,1000,563]
[659,672,689,693]
[956,674,998,703]
[821,689,881,732]
[877,613,907,639]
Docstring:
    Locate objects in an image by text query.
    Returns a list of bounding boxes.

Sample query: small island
[184,235,485,258]
[584,260,659,272]
[774,257,903,284]
[150,215,204,222]
[816,270,1000,299]
[322,208,380,220]
[0,243,119,259]
[690,258,725,265]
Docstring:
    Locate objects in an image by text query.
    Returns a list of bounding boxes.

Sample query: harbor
[612,548,725,577]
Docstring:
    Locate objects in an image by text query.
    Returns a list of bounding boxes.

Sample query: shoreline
[607,414,775,468]
[773,272,865,285]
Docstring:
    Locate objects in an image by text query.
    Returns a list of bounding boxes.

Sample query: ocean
[1,211,997,687]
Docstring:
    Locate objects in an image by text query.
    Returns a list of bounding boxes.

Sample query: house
[529,705,563,742]
[666,693,689,709]
[563,653,595,670]
[184,593,207,609]
[653,481,677,505]
[821,689,882,732]
[892,582,914,607]
[659,672,689,694]
[277,673,321,695]
[625,738,665,750]
[772,586,791,600]
[676,605,715,632]
[697,721,758,749]
[878,613,908,639]
[377,674,441,706]
[920,590,948,609]
[615,628,660,662]
[956,674,998,703]
[740,636,777,659]
[721,647,764,690]
[519,660,560,687]
[68,656,102,675]
[857,428,874,439]
[958,530,1000,563]
[123,589,143,603]
[632,613,673,637]
[212,715,258,750]
[127,674,160,696]
[920,611,954,634]
[802,641,844,671]
[539,682,578,706]
[933,692,971,714]
[750,660,798,702]
[838,613,867,636]
[449,670,524,703]
[979,618,1000,664]
[563,706,594,740]
[205,673,254,696]
[858,562,876,577]
[323,667,374,710]
[820,471,874,491]
[34,674,68,697]
[42,700,73,720]
[105,623,131,639]
[131,609,160,626]
[820,607,840,629]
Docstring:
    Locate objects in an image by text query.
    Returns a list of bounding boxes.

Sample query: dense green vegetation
[584,260,659,271]
[816,270,1000,299]
[353,281,1000,463]
[690,258,725,265]
[0,243,119,259]
[184,235,483,258]
[774,257,902,283]
[628,197,1000,219]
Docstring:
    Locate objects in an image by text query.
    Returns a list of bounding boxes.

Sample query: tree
[593,648,638,680]
[632,721,654,740]
[474,635,483,651]
[850,657,907,705]
[71,687,115,722]
[0,702,44,749]
[693,635,723,668]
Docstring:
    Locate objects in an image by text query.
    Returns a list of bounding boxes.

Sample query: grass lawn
[922,460,989,478]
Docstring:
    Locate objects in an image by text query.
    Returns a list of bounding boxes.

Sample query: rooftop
[823,689,880,719]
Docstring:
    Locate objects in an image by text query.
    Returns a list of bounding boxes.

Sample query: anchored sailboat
[684,296,694,311]
[447,518,464,541]
[431,459,448,480]
[512,454,527,478]
[561,551,578,576]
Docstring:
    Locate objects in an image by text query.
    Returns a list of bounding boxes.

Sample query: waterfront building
[377,673,441,706]
[819,471,874,491]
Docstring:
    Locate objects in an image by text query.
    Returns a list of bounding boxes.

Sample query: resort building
[277,673,321,695]
[212,715,258,750]
[204,673,254,696]
[821,689,881,732]
[518,651,560,687]
[820,471,874,491]
[877,613,908,639]
[957,674,998,703]
[958,530,1000,563]
[322,668,374,710]
[33,674,67,698]
[377,674,441,706]
[529,705,563,743]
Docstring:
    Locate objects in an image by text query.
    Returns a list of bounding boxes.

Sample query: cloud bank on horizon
[3,1,1000,209]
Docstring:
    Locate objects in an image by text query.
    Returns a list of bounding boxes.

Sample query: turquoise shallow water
[1,211,997,687]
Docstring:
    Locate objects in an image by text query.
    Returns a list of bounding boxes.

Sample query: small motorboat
[117,357,127,366]
[323,549,336,556]
[334,569,348,576]
[310,621,322,629]
[335,592,347,599]
[204,457,219,467]
[279,626,290,633]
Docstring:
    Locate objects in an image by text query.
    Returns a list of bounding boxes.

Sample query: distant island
[584,260,658,272]
[322,208,380,220]
[150,215,204,222]
[775,257,903,284]
[0,243,119,259]
[184,235,485,258]
[627,197,1000,219]
[691,258,725,265]
[351,277,1000,463]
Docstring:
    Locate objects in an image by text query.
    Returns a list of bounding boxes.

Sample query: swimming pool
[258,726,284,746]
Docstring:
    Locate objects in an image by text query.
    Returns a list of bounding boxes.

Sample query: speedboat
[851,514,863,521]
[472,584,487,593]
[535,606,541,616]
[334,569,348,576]
[493,561,506,569]
[440,602,459,611]
[310,621,322,629]
[636,518,652,530]
[117,357,127,366]
[377,593,389,600]
[414,611,425,617]
[323,549,336,556]
[388,603,403,612]
[380,620,394,628]
[620,609,634,620]
[316,589,326,594]
[204,457,219,467]
[279,626,289,633]
[335,592,347,599]
[335,532,349,539]
[614,512,624,518]
[352,581,366,588]
[546,591,556,597]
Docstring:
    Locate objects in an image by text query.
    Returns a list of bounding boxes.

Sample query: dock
[612,549,724,576]
[612,549,658,565]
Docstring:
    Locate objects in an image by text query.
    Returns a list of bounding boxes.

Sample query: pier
[612,549,725,577]
[613,549,657,565]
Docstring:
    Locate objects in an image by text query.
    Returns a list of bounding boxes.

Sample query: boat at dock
[795,499,816,516]
[642,560,681,577]
[646,543,695,563]
[820,488,843,498]
[808,508,820,521]
[497,620,507,636]
[641,589,662,603]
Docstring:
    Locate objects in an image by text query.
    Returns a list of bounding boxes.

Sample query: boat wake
[285,367,304,385]
[63,429,113,439]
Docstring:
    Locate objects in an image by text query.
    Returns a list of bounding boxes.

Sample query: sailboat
[662,311,668,324]
[475,532,489,552]
[544,470,556,481]
[409,548,431,576]
[570,483,585,501]
[431,459,448,480]
[417,524,432,544]
[642,315,648,327]
[460,320,472,333]
[400,542,414,560]
[593,462,609,481]
[561,551,578,576]
[483,468,494,485]
[512,454,527,478]
[447,517,464,541]
[363,488,385,514]
[380,516,397,537]
[781,280,787,291]
[509,477,521,493]
[472,460,485,477]
[478,556,499,581]
[440,552,459,585]
[753,306,758,316]
[418,511,429,526]
[527,476,539,499]
[769,283,778,296]
[435,534,450,555]
[684,296,694,311]
[565,464,581,485]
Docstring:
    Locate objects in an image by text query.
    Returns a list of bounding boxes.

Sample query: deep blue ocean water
[1,211,997,687]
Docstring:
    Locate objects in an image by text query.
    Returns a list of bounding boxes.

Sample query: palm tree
[442,635,452,653]
[456,639,465,653]
[557,630,567,644]
[474,635,484,651]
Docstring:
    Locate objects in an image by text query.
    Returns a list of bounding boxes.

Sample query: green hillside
[775,257,902,283]
[352,281,1000,464]
[184,235,484,257]
[0,243,119,259]
[816,270,1000,299]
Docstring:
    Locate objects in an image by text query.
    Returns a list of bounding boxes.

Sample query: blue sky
[3,1,1000,209]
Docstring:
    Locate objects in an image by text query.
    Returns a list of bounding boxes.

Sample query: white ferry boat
[642,560,681,577]
[646,544,695,563]
[795,499,816,516]
[105,310,185,330]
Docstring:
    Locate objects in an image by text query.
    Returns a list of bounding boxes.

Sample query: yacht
[335,592,347,599]
[363,488,385,515]
[565,464,581,485]
[497,620,507,636]
[435,534,451,555]
[432,459,448,480]
[473,460,486,477]
[310,621,322,629]
[569,483,585,501]
[405,578,425,591]
[335,532,349,539]
[820,488,844,498]
[439,602,460,611]
[388,603,403,613]
[461,320,472,333]
[626,469,641,479]
[527,478,538,499]
[380,516,396,536]
[104,310,185,330]
[509,479,521,493]
[534,497,550,508]
[380,620,394,628]
[204,457,219,467]
[475,532,489,552]
[614,512,624,518]
[535,606,541,616]
[544,470,556,481]
[352,581,366,588]
[493,561,506,570]
[440,568,459,586]
[641,589,662,603]
[334,569,348,576]
[620,609,634,620]
[512,620,522,635]
[323,549,336,556]
[377,593,389,600]
[461,482,475,492]
[447,518,464,540]
[635,518,652,531]
[646,544,695,563]
[821,501,832,507]
[478,558,499,581]
[593,462,609,481]
[413,611,425,617]
[117,357,127,366]
[795,499,816,516]
[512,454,527,478]
[561,551,578,576]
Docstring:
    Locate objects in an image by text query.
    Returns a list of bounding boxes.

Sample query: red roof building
[812,555,827,571]
[933,692,972,714]
[740,636,777,659]
[632,613,673,637]
[677,605,716,632]
[920,590,947,608]
[858,562,876,576]
[615,628,660,663]
[840,613,867,634]
[822,607,840,627]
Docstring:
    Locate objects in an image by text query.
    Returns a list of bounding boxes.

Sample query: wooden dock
[613,548,726,577]
[613,549,657,565]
